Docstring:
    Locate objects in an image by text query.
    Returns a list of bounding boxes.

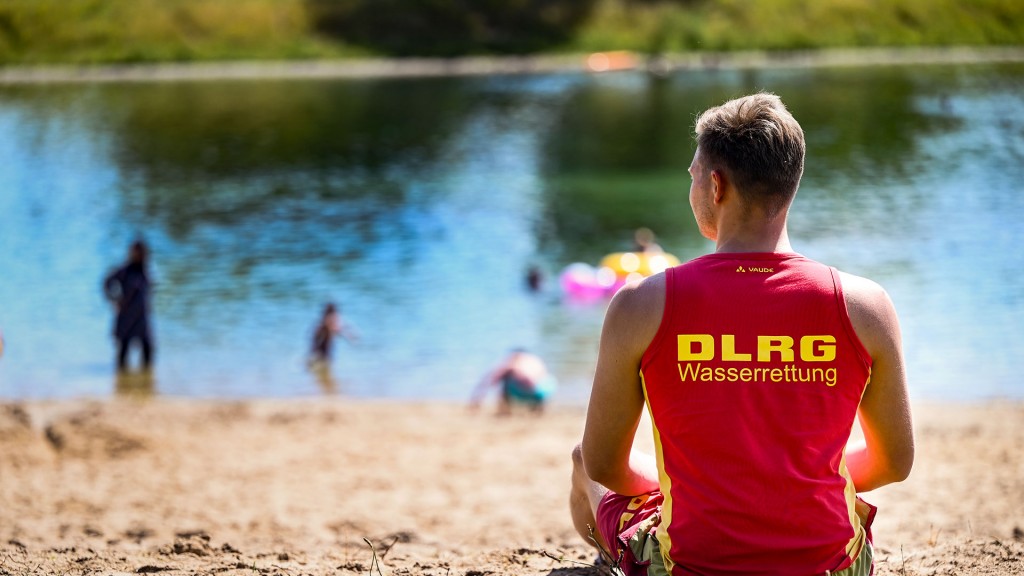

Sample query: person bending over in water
[570,92,914,576]
[470,348,557,415]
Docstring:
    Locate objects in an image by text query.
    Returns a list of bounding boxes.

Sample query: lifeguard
[569,93,914,576]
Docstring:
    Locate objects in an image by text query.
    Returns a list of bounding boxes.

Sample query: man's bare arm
[841,272,915,492]
[581,275,665,496]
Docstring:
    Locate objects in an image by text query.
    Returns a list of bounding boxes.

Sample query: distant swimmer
[470,348,557,415]
[632,226,664,254]
[526,265,544,292]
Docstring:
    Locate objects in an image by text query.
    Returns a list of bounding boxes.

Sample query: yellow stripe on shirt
[641,370,676,575]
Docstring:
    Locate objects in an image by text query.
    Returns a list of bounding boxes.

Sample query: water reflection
[114,370,156,398]
[537,74,696,262]
[0,63,1022,401]
[309,361,341,395]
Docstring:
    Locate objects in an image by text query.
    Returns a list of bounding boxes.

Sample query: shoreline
[1,46,1023,84]
[1,397,1022,574]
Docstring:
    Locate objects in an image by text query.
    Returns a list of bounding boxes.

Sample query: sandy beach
[0,398,1021,575]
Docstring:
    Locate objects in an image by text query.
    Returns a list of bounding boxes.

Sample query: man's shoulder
[612,271,666,312]
[836,270,890,307]
[604,272,667,352]
[835,270,900,354]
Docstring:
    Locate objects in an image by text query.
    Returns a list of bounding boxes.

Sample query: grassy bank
[0,0,1022,65]
[0,0,359,64]
[574,0,1024,54]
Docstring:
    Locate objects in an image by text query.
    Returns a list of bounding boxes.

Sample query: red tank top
[640,253,872,575]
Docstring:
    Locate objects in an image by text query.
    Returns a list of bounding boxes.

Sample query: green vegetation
[306,0,596,56]
[0,0,1022,65]
[0,0,357,64]
[574,0,1024,53]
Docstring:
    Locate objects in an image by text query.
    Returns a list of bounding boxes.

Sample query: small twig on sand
[363,537,387,576]
[539,527,625,576]
[541,550,595,567]
[588,524,625,575]
[379,535,400,562]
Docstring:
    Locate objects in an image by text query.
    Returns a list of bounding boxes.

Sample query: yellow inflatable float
[599,251,680,277]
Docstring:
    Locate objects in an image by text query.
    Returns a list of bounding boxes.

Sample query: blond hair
[694,92,805,218]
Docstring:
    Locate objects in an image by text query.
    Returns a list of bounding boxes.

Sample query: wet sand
[0,398,1021,575]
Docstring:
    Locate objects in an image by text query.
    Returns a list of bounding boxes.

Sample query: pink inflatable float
[560,251,680,299]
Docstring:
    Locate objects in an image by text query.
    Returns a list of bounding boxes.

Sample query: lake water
[1,62,1022,403]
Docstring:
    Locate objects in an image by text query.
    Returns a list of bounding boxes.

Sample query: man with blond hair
[570,92,914,575]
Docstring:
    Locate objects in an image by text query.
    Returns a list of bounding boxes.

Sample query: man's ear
[710,170,727,204]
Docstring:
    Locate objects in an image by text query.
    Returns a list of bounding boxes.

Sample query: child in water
[309,302,357,365]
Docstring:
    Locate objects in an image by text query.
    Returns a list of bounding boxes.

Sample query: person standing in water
[104,239,155,371]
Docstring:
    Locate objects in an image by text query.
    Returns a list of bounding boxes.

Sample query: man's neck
[714,220,793,254]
